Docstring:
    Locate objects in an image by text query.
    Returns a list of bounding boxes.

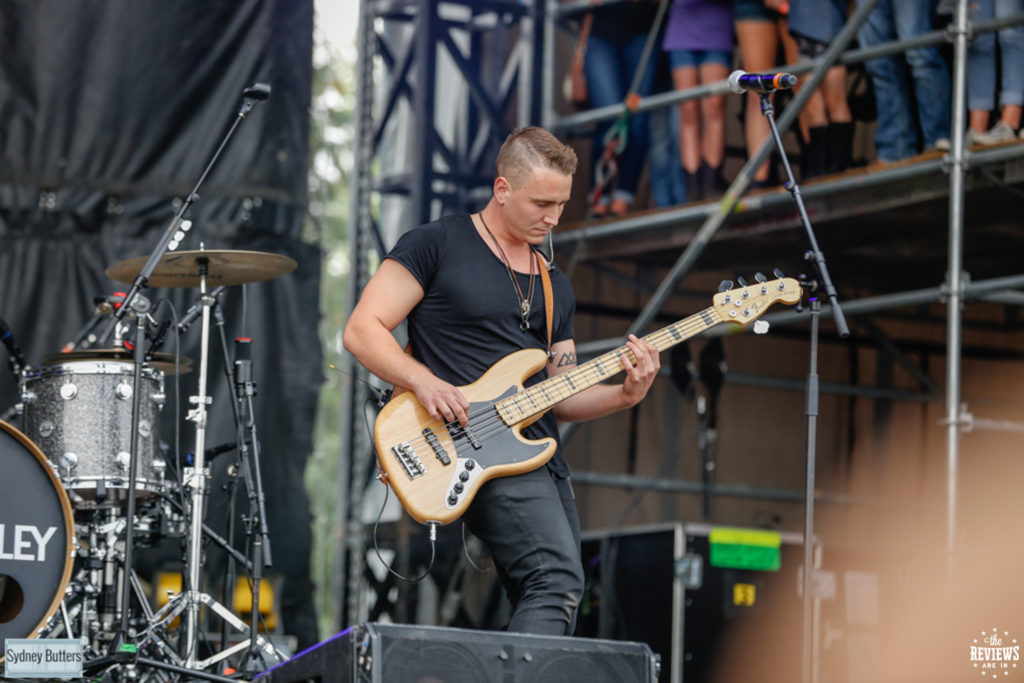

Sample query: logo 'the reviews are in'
[971,629,1020,677]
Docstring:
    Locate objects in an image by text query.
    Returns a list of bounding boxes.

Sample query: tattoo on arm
[557,351,577,367]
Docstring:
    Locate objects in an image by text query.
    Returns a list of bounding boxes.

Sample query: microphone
[234,337,255,398]
[728,70,797,94]
[243,82,271,100]
[177,286,226,334]
[0,318,27,375]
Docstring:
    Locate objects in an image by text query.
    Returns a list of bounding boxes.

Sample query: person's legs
[463,467,584,636]
[858,0,918,161]
[735,18,779,181]
[647,99,687,207]
[967,0,996,134]
[996,0,1024,129]
[672,61,702,174]
[698,58,730,168]
[609,32,656,213]
[584,35,627,210]
[894,0,951,146]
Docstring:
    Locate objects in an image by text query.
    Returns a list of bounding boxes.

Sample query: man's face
[499,166,573,245]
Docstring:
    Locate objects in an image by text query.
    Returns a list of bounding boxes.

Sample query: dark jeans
[463,465,584,635]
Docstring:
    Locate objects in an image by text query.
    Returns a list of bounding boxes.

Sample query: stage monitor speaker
[257,622,659,683]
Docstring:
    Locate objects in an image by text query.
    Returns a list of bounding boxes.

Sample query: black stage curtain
[0,0,321,649]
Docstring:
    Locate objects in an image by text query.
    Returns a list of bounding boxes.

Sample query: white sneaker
[971,120,1017,145]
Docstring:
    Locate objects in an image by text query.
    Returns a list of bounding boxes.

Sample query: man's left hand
[619,334,660,405]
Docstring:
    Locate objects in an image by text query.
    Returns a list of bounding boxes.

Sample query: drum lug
[59,382,78,400]
[60,451,79,471]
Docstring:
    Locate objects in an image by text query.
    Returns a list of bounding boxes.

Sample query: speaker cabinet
[258,622,659,683]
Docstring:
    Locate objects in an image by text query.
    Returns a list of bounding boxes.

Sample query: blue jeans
[463,466,584,635]
[584,33,656,203]
[648,103,687,207]
[857,0,952,160]
[968,0,1024,110]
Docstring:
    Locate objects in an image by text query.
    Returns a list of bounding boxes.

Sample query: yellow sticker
[733,582,757,607]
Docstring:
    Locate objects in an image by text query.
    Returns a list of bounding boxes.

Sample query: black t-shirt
[386,213,576,476]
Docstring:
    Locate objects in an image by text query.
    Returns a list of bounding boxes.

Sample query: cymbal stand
[211,297,245,656]
[155,256,281,671]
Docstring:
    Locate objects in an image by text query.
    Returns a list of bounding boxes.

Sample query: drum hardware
[72,83,273,683]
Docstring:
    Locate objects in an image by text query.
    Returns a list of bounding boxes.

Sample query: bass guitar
[374,276,802,524]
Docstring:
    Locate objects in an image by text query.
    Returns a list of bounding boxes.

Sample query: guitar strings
[390,312,716,458]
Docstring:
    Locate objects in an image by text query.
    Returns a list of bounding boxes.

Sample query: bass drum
[0,421,75,658]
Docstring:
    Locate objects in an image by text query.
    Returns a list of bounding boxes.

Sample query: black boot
[827,121,854,174]
[683,167,703,203]
[698,160,727,198]
[803,126,829,179]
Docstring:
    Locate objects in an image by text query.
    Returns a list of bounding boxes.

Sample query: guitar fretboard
[495,305,720,426]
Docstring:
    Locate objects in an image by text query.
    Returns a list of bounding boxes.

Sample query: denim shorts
[794,34,828,60]
[668,48,733,71]
[734,0,781,22]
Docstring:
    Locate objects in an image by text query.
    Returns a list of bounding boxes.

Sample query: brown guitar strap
[535,248,554,360]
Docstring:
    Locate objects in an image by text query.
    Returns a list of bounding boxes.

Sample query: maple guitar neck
[495,305,719,427]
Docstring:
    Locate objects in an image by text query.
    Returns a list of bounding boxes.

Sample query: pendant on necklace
[520,300,531,330]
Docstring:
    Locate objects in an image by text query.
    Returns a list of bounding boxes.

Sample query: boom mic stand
[86,82,271,680]
[756,90,850,683]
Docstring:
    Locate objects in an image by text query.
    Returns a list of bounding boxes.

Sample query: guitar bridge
[423,428,451,465]
[391,442,425,479]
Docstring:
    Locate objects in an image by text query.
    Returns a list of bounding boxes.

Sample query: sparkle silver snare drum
[21,361,167,505]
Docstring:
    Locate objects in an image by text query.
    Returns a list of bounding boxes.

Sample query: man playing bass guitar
[343,126,660,636]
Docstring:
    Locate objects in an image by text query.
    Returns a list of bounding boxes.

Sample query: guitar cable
[360,393,438,584]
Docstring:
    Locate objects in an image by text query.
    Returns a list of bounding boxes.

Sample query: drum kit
[0,247,296,680]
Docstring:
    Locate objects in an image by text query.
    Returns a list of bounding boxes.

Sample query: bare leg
[672,65,702,173]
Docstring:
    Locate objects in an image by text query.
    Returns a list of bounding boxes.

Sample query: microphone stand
[756,90,849,683]
[95,82,270,674]
[98,84,270,347]
[231,337,274,675]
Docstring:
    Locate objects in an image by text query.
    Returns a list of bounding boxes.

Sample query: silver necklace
[478,212,535,331]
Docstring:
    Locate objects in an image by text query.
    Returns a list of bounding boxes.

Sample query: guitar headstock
[711,272,802,326]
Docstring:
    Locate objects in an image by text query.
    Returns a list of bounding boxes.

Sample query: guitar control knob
[448,494,458,505]
[454,482,464,493]
[464,460,475,470]
[459,471,470,482]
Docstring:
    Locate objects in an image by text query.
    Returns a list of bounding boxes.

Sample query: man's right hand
[412,375,470,426]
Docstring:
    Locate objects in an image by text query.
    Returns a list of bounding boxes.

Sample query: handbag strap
[572,12,593,66]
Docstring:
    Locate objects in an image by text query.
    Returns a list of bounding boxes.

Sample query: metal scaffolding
[342,0,1024,631]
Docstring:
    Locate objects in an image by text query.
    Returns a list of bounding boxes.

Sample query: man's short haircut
[496,127,578,188]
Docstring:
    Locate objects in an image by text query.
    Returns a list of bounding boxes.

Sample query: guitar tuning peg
[737,276,748,287]
[754,272,767,283]
[773,267,785,279]
[718,280,734,292]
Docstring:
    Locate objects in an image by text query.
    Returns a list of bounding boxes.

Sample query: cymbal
[105,249,297,288]
[43,350,193,375]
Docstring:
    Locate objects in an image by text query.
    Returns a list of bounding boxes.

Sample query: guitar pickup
[422,428,451,465]
[391,442,425,479]
[447,422,482,450]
